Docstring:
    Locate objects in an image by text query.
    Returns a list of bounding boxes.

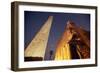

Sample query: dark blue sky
[24,11,90,60]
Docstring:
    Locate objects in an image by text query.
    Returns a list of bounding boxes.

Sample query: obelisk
[25,16,53,60]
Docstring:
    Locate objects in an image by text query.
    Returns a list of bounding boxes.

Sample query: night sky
[24,11,90,60]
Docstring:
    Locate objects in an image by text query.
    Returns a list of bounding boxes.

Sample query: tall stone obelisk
[25,16,53,60]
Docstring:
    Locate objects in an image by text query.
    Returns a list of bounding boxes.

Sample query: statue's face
[66,29,73,43]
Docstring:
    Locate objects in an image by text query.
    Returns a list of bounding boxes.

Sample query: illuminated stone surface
[25,16,53,60]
